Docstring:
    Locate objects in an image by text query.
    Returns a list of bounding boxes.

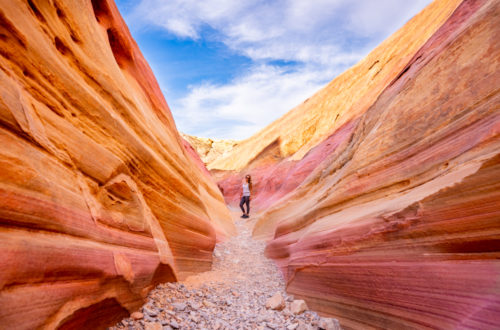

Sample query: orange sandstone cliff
[0,0,234,329]
[251,0,499,328]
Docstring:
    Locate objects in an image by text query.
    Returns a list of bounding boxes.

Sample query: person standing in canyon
[240,175,252,218]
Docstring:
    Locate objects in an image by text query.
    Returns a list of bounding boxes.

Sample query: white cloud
[171,63,350,140]
[131,0,431,64]
[127,0,432,139]
[347,0,434,38]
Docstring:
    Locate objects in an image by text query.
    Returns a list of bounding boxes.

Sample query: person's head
[245,175,251,182]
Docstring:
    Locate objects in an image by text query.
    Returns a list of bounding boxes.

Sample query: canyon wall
[0,0,234,329]
[257,0,500,328]
[213,0,465,210]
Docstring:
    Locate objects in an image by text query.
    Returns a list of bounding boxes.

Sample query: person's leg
[245,196,250,215]
[239,197,246,214]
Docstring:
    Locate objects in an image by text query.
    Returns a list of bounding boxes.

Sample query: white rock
[290,300,308,315]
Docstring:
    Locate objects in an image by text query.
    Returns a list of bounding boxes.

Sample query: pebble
[172,302,186,311]
[130,312,143,320]
[110,215,342,330]
[169,319,179,329]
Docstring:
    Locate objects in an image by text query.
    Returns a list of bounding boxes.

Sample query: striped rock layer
[0,0,234,329]
[256,0,500,328]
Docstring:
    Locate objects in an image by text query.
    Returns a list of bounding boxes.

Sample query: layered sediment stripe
[261,0,500,328]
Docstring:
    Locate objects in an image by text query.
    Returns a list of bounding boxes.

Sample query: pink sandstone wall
[260,0,500,328]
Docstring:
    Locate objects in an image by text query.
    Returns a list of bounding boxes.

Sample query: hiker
[240,175,252,218]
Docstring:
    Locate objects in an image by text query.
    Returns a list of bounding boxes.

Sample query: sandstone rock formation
[252,0,500,328]
[0,0,233,329]
[181,133,239,166]
[214,0,467,210]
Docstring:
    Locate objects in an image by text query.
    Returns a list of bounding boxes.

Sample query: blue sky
[115,0,432,140]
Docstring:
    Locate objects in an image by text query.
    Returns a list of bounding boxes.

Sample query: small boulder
[265,292,285,311]
[318,317,341,330]
[131,311,144,320]
[290,300,308,315]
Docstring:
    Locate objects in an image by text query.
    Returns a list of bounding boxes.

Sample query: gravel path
[110,213,340,330]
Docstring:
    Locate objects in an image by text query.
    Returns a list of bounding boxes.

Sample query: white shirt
[242,183,250,197]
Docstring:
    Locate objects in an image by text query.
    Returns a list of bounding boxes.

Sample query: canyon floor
[110,210,340,330]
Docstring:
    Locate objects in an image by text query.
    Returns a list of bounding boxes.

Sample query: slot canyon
[0,0,498,329]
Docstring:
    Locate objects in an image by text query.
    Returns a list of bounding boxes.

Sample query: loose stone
[290,299,309,315]
[266,292,286,310]
[130,312,143,320]
[172,302,186,311]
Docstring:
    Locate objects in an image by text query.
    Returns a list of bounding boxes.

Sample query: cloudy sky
[115,0,432,140]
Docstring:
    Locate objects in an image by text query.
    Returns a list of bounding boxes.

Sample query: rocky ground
[110,213,341,330]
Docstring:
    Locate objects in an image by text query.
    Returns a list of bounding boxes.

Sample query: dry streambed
[111,216,341,330]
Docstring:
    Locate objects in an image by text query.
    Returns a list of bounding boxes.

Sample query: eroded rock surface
[214,0,465,211]
[256,0,500,328]
[0,0,233,329]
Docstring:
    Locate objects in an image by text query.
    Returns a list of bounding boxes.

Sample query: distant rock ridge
[181,133,239,166]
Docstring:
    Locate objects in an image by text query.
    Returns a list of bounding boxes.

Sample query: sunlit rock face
[258,0,500,328]
[0,0,233,329]
[181,133,239,166]
[214,0,466,211]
